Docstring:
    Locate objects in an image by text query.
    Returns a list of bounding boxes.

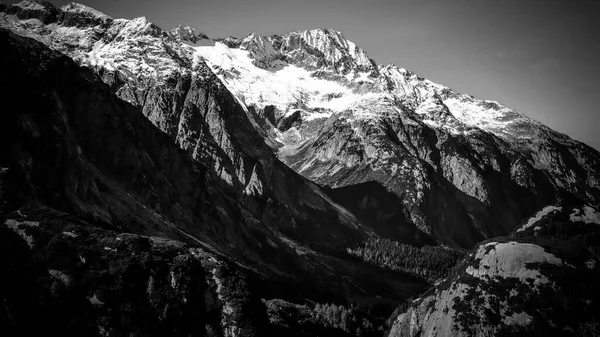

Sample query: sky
[9,0,600,150]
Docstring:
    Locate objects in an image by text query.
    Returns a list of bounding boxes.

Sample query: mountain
[0,2,423,335]
[1,1,599,336]
[3,1,598,251]
[0,26,412,337]
[198,28,600,248]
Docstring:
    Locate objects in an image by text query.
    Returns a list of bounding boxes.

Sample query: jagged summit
[279,28,375,72]
[213,27,376,74]
[169,24,208,44]
[239,32,280,68]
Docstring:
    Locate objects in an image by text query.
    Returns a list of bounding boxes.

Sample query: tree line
[347,238,465,283]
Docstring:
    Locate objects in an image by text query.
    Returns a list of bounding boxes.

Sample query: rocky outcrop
[169,25,208,44]
[3,0,60,24]
[275,29,377,74]
[231,28,377,73]
[60,2,112,28]
[388,204,600,336]
[239,33,281,69]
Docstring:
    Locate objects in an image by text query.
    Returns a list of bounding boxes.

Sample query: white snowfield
[193,41,357,117]
[466,241,562,287]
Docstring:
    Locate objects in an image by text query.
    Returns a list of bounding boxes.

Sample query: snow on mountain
[193,41,355,118]
[2,1,598,247]
[188,20,599,244]
[193,31,546,143]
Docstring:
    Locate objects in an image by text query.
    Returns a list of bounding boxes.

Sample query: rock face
[388,204,600,337]
[169,24,208,44]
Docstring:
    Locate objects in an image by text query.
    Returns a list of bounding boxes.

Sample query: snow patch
[444,96,535,139]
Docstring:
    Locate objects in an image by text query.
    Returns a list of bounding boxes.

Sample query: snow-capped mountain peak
[279,28,376,73]
[224,28,376,74]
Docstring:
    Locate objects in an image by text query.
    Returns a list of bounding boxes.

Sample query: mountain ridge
[2,0,598,250]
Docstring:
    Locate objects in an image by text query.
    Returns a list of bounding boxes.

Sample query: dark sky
[9,0,600,150]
